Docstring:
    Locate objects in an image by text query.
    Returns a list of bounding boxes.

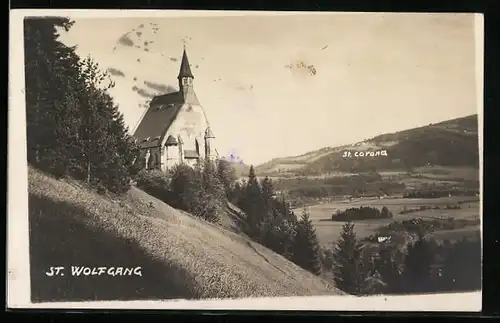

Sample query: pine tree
[375,244,404,293]
[332,221,367,295]
[401,233,434,293]
[24,18,136,194]
[77,56,134,193]
[261,177,275,210]
[242,165,264,239]
[441,237,481,292]
[24,17,83,176]
[229,181,242,204]
[381,206,391,218]
[215,158,237,199]
[202,158,226,201]
[291,209,322,276]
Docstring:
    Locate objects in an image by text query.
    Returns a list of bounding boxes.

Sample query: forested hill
[255,114,480,176]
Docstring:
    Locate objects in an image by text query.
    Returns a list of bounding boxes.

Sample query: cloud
[136,88,155,99]
[107,67,125,77]
[117,33,134,47]
[143,81,176,93]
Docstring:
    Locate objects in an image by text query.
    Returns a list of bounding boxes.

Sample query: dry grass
[28,166,343,302]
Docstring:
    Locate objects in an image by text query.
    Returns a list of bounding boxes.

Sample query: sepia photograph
[8,10,483,311]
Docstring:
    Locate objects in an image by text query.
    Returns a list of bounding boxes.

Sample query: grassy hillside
[28,166,342,302]
[255,114,479,176]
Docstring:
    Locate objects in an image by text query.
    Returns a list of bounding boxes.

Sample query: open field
[28,166,342,302]
[296,196,480,247]
[413,166,480,182]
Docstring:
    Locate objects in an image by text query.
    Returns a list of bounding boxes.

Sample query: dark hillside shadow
[29,194,193,302]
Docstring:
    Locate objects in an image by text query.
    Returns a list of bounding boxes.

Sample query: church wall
[161,103,211,160]
[165,145,180,170]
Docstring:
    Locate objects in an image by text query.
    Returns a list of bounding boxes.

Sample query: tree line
[322,223,481,295]
[25,17,138,194]
[331,206,393,221]
[135,158,234,224]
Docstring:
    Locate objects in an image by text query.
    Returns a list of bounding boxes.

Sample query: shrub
[135,169,173,203]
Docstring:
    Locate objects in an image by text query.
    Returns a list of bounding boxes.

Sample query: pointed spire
[204,126,215,139]
[178,47,194,79]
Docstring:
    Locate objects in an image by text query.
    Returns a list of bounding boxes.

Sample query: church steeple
[178,47,194,87]
[177,46,198,104]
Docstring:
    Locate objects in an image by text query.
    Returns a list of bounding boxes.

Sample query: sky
[57,12,480,166]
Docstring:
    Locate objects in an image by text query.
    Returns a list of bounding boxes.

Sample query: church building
[132,47,217,172]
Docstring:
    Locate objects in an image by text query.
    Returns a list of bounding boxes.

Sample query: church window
[195,139,200,155]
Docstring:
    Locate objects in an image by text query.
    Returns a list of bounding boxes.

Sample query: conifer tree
[441,237,481,292]
[401,233,434,293]
[24,18,136,193]
[24,17,83,176]
[215,158,237,199]
[291,209,322,276]
[375,243,404,293]
[261,177,275,210]
[381,206,392,218]
[332,221,367,295]
[229,181,242,205]
[242,165,264,238]
[77,56,134,193]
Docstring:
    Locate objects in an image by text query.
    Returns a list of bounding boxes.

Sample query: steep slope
[256,114,479,176]
[28,166,342,302]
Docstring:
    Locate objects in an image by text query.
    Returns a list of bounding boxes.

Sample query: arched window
[195,139,200,155]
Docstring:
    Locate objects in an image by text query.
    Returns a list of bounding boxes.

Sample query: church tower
[177,47,199,104]
[204,126,216,160]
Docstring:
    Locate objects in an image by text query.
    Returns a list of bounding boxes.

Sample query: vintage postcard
[8,10,483,311]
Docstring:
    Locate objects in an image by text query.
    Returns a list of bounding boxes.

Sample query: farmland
[295,195,480,247]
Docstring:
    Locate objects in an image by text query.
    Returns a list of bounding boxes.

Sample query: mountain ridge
[254,114,479,176]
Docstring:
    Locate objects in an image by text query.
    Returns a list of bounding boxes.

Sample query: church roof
[184,150,199,159]
[178,48,194,79]
[133,92,184,147]
[140,137,161,149]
